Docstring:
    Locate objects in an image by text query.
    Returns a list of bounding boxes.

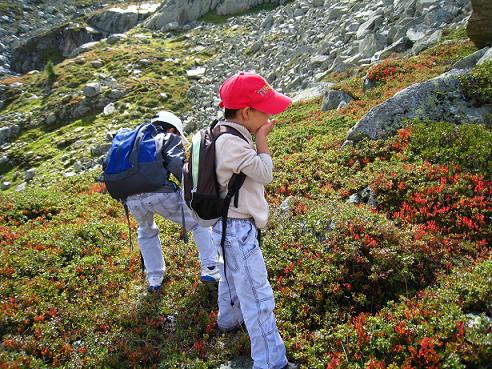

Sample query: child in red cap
[212,71,292,369]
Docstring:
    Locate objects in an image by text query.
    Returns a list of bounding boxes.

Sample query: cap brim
[251,90,292,115]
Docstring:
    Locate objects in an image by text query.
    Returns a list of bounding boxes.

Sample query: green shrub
[45,60,57,83]
[460,61,492,105]
[408,121,492,176]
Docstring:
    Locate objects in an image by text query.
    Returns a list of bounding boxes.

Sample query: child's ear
[241,107,252,121]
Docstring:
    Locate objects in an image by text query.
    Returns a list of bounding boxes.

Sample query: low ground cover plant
[1,27,491,369]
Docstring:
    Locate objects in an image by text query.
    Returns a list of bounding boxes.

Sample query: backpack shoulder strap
[129,123,157,167]
[211,124,248,143]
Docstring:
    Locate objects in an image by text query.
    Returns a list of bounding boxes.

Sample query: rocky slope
[0,0,490,191]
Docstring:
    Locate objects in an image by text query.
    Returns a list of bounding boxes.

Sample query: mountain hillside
[1,0,491,368]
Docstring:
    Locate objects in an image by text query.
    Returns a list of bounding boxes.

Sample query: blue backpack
[103,123,167,200]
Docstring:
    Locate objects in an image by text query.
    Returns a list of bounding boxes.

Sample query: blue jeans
[212,219,287,369]
[126,190,217,281]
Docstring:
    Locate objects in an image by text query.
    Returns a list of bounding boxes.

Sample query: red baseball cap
[219,71,292,115]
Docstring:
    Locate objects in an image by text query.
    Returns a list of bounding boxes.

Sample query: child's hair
[224,108,240,120]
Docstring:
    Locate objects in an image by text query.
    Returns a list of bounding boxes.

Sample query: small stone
[45,113,57,125]
[104,103,116,115]
[186,67,206,80]
[16,182,27,192]
[83,82,101,97]
[107,34,126,44]
[159,92,169,101]
[91,60,104,68]
[24,168,35,181]
[1,181,10,190]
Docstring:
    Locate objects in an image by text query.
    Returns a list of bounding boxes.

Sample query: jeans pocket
[238,223,257,257]
[212,232,239,272]
[224,241,239,272]
[245,246,270,290]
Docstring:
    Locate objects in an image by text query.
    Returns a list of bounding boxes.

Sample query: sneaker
[200,265,220,284]
[147,275,164,292]
[282,363,298,369]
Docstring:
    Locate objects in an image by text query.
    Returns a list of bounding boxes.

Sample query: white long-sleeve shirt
[215,121,273,229]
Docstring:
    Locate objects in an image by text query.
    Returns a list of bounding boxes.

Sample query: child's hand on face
[257,119,277,136]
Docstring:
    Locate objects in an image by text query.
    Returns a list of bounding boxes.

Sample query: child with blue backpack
[106,111,220,291]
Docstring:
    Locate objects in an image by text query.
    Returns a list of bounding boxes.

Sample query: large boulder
[216,0,283,16]
[10,23,102,73]
[467,0,492,48]
[346,68,492,142]
[144,0,284,30]
[87,4,159,35]
[144,0,220,30]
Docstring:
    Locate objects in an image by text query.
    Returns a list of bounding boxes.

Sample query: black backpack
[183,121,248,292]
[183,121,247,227]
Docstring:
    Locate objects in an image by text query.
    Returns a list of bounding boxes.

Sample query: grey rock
[310,55,330,65]
[321,90,354,112]
[159,92,169,101]
[292,82,334,103]
[11,24,102,73]
[107,33,127,45]
[372,37,413,62]
[394,0,417,18]
[347,187,377,207]
[91,60,104,68]
[45,112,57,125]
[356,15,383,40]
[359,33,386,58]
[261,14,274,29]
[69,41,100,58]
[87,5,157,35]
[363,76,377,91]
[347,69,492,142]
[103,103,116,115]
[411,29,442,54]
[83,82,102,97]
[162,22,180,32]
[406,24,430,42]
[186,67,206,80]
[424,8,453,26]
[24,168,35,181]
[477,47,492,65]
[90,143,111,157]
[452,47,490,70]
[279,196,293,215]
[73,161,83,172]
[1,181,10,190]
[63,171,76,178]
[467,0,492,48]
[0,125,21,145]
[337,100,348,110]
[16,182,27,192]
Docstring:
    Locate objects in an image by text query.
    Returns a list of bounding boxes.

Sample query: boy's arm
[162,133,185,182]
[218,135,273,185]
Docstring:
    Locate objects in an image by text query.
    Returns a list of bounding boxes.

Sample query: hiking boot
[147,275,164,292]
[200,265,220,284]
